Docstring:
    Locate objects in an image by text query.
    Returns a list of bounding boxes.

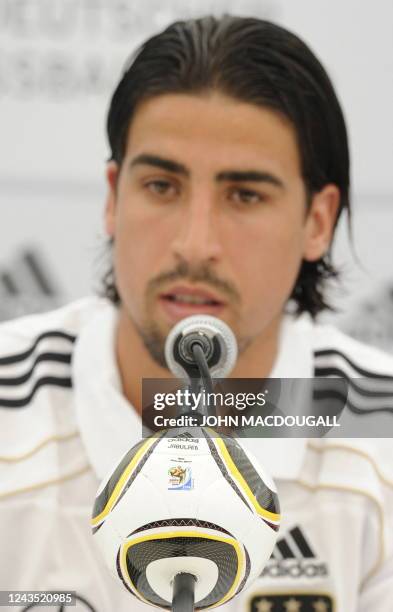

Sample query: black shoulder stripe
[0,352,72,386]
[314,367,393,398]
[314,349,393,381]
[314,389,393,416]
[0,376,72,408]
[0,331,76,366]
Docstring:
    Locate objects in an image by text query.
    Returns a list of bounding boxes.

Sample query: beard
[121,257,245,369]
[134,318,169,369]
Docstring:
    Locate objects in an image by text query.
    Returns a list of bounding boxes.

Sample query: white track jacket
[0,297,392,612]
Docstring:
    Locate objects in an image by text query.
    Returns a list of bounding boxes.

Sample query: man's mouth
[158,285,226,320]
[163,294,221,305]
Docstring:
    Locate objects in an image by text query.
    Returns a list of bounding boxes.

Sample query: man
[1,15,392,612]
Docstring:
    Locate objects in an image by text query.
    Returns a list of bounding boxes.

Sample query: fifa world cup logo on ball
[91,316,281,611]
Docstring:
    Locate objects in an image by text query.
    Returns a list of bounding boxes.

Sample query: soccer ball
[92,428,280,609]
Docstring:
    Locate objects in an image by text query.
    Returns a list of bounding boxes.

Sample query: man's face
[105,92,337,366]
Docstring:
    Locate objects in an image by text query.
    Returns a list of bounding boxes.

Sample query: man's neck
[115,308,282,415]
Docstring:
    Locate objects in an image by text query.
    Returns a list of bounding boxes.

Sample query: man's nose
[171,195,223,264]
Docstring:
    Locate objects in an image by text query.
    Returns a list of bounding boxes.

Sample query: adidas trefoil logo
[261,526,328,579]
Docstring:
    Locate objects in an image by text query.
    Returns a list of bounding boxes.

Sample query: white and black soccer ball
[92,428,280,609]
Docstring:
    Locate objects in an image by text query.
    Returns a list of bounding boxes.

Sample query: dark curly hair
[102,15,350,317]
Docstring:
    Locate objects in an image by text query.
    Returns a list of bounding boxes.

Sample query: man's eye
[145,179,178,197]
[229,188,265,205]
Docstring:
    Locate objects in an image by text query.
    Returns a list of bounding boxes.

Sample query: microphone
[165,314,238,380]
[91,316,280,611]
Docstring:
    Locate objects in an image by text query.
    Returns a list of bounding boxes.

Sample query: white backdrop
[0,0,392,348]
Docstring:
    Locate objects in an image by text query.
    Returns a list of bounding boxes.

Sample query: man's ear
[303,184,340,261]
[105,161,120,237]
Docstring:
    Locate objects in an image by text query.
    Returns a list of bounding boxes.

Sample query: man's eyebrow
[129,154,189,176]
[216,170,285,189]
[129,155,284,188]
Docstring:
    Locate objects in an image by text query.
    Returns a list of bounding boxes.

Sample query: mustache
[146,259,241,305]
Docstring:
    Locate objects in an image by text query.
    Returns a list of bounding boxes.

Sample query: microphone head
[165,315,238,379]
[165,315,237,378]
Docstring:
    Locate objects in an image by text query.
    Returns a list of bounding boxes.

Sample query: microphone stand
[172,573,197,612]
[171,342,214,612]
